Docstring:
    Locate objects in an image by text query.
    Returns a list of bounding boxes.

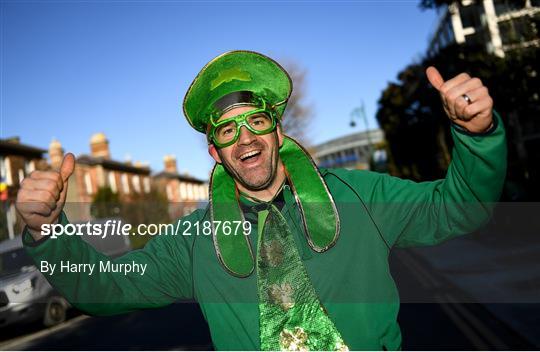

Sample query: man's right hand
[16,153,75,241]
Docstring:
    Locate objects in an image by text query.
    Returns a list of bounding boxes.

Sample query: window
[460,4,481,29]
[1,158,13,185]
[166,184,173,201]
[193,185,200,200]
[108,172,117,193]
[133,175,141,193]
[495,1,527,17]
[85,173,93,195]
[25,160,35,174]
[187,183,193,200]
[180,182,187,199]
[18,169,25,184]
[121,174,129,194]
[143,177,150,193]
[0,158,5,184]
[499,17,537,45]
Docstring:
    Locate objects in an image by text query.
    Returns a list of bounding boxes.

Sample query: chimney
[90,132,111,159]
[163,155,177,173]
[135,161,150,169]
[4,136,20,144]
[49,138,64,170]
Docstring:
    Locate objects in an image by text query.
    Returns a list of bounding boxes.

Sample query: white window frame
[187,183,193,200]
[121,174,130,194]
[180,182,187,199]
[143,177,150,193]
[108,172,117,193]
[166,184,173,201]
[25,160,35,174]
[4,157,12,185]
[85,172,93,195]
[18,169,25,184]
[193,184,200,200]
[133,175,141,193]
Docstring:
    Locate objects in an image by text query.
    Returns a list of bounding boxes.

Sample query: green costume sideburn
[210,136,340,278]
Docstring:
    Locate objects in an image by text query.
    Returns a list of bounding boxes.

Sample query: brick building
[0,137,49,238]
[0,133,208,239]
[153,154,208,220]
[51,133,153,221]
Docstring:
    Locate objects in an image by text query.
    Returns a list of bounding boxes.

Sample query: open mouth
[238,150,262,164]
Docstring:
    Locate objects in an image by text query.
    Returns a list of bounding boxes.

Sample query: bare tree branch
[280,61,314,146]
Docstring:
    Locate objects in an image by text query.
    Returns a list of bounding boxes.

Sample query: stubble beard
[219,133,280,191]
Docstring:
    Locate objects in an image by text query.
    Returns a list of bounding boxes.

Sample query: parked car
[0,236,69,328]
[0,217,132,328]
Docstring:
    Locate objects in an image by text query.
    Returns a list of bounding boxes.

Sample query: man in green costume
[16,51,506,350]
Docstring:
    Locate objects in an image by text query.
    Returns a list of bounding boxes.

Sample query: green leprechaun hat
[183,50,293,133]
[182,50,340,277]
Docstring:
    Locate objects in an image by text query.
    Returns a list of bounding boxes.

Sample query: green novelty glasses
[208,100,277,148]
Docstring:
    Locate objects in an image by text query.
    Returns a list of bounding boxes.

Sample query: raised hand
[16,153,75,240]
[426,66,494,134]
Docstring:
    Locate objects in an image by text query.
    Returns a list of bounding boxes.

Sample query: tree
[280,61,314,146]
[120,189,170,249]
[376,61,449,181]
[91,187,121,219]
[376,43,540,199]
[418,0,453,10]
[91,187,171,248]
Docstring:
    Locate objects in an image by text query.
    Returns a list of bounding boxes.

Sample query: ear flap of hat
[209,136,340,277]
[279,136,340,252]
[209,164,255,278]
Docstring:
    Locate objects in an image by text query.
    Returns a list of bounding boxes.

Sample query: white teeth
[239,150,261,160]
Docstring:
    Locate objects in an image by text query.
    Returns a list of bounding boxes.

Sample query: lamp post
[350,102,374,166]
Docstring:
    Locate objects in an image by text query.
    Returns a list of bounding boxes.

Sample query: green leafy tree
[120,190,170,249]
[418,0,453,10]
[91,187,121,219]
[376,44,539,199]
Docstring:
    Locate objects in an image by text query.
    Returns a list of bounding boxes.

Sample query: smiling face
[208,105,284,191]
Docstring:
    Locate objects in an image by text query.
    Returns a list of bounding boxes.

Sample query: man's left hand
[426,66,494,134]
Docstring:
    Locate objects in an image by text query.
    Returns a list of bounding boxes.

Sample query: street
[0,302,213,350]
[2,261,537,349]
[1,211,538,350]
[391,249,537,350]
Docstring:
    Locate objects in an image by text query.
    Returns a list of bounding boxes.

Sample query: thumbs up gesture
[16,153,75,240]
[426,66,494,133]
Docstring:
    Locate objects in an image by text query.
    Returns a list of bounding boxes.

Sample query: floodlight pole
[350,102,374,163]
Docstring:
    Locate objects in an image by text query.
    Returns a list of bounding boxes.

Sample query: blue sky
[1,0,439,179]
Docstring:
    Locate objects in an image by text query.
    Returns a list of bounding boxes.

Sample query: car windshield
[0,248,34,278]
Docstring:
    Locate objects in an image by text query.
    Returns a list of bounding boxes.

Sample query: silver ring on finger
[461,94,472,105]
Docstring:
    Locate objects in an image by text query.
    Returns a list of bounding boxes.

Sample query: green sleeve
[23,211,196,315]
[334,111,506,248]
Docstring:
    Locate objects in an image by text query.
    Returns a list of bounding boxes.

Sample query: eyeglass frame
[207,98,278,148]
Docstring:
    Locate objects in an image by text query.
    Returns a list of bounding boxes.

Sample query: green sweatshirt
[24,114,506,350]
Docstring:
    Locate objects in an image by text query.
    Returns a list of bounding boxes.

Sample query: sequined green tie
[257,205,348,351]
